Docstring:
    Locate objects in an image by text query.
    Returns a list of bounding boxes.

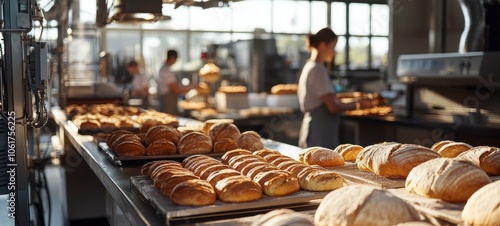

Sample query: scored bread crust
[334,144,363,162]
[456,146,500,175]
[177,132,213,154]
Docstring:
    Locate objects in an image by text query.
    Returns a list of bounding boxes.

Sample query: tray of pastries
[131,149,346,225]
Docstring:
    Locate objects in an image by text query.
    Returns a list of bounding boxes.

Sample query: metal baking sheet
[130,176,329,225]
[69,120,140,135]
[99,142,225,166]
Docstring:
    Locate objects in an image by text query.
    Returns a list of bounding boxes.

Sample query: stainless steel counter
[50,107,303,226]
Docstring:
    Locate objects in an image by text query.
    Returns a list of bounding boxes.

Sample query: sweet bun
[356,142,441,178]
[405,158,491,202]
[299,146,344,167]
[333,144,363,162]
[461,180,500,226]
[456,146,500,175]
[237,131,264,151]
[169,179,216,206]
[213,137,239,153]
[315,185,420,226]
[177,132,212,154]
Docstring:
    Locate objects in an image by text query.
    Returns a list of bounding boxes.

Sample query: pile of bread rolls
[270,84,298,95]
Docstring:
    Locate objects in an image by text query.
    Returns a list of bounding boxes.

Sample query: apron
[158,92,180,115]
[298,104,340,149]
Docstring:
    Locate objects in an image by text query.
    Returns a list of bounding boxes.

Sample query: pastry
[237,131,264,151]
[405,158,492,202]
[356,142,441,178]
[298,146,344,167]
[177,132,212,155]
[169,179,216,206]
[314,185,420,226]
[456,146,500,175]
[461,180,500,226]
[333,144,363,162]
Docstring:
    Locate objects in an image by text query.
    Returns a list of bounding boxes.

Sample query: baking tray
[130,175,328,225]
[98,142,225,166]
[328,163,406,189]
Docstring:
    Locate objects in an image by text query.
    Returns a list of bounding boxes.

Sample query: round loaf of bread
[177,132,212,155]
[202,119,234,135]
[251,209,314,226]
[334,144,363,162]
[221,149,253,164]
[169,179,216,206]
[145,139,177,155]
[461,180,500,226]
[456,146,500,175]
[213,137,239,153]
[253,170,300,196]
[435,141,472,157]
[237,131,264,151]
[215,175,263,203]
[314,185,420,226]
[113,141,146,157]
[299,146,344,167]
[209,122,241,143]
[405,158,492,202]
[356,142,441,178]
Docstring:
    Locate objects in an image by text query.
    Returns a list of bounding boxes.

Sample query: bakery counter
[339,114,500,147]
[50,107,304,226]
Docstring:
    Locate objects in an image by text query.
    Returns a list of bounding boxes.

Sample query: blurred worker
[157,50,198,115]
[128,60,150,109]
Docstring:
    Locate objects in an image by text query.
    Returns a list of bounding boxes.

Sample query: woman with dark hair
[297,28,372,149]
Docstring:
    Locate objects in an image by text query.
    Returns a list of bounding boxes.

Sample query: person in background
[128,60,150,109]
[157,50,198,115]
[297,28,373,149]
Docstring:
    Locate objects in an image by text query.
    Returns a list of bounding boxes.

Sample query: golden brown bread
[461,180,500,226]
[270,84,298,95]
[169,179,216,206]
[298,146,344,167]
[237,131,264,151]
[202,119,234,135]
[206,169,242,187]
[184,157,220,172]
[198,164,232,180]
[262,153,283,163]
[159,173,199,196]
[227,154,265,168]
[240,161,269,176]
[405,158,492,202]
[106,130,134,147]
[269,156,296,166]
[150,162,184,179]
[247,165,280,180]
[190,160,221,176]
[253,149,281,157]
[209,122,241,143]
[145,139,177,155]
[251,209,314,226]
[253,170,300,196]
[214,175,262,203]
[213,137,239,153]
[181,154,214,168]
[297,169,343,191]
[430,140,453,152]
[433,141,472,157]
[333,144,363,162]
[154,169,193,189]
[113,141,146,157]
[356,142,441,178]
[109,133,142,151]
[456,146,500,175]
[143,160,180,177]
[221,149,253,164]
[144,125,181,146]
[314,185,420,226]
[177,132,213,155]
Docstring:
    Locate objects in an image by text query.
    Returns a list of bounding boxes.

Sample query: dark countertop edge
[341,115,500,135]
[52,108,164,226]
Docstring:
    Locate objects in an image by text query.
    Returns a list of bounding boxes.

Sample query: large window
[332,1,389,71]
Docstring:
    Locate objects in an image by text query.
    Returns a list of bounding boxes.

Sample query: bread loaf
[356,142,441,178]
[298,146,344,167]
[145,139,177,155]
[214,175,262,203]
[182,154,215,168]
[209,122,241,143]
[315,185,420,226]
[456,146,500,175]
[142,160,180,176]
[202,119,234,135]
[253,149,281,157]
[252,170,300,196]
[461,180,500,226]
[153,168,192,189]
[113,140,146,157]
[431,140,472,157]
[221,149,253,164]
[405,158,491,202]
[169,179,216,206]
[333,144,363,162]
[159,173,199,196]
[206,168,242,187]
[144,125,180,146]
[251,209,314,226]
[297,169,343,191]
[237,131,264,151]
[177,132,212,154]
[213,137,239,153]
[198,164,232,180]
